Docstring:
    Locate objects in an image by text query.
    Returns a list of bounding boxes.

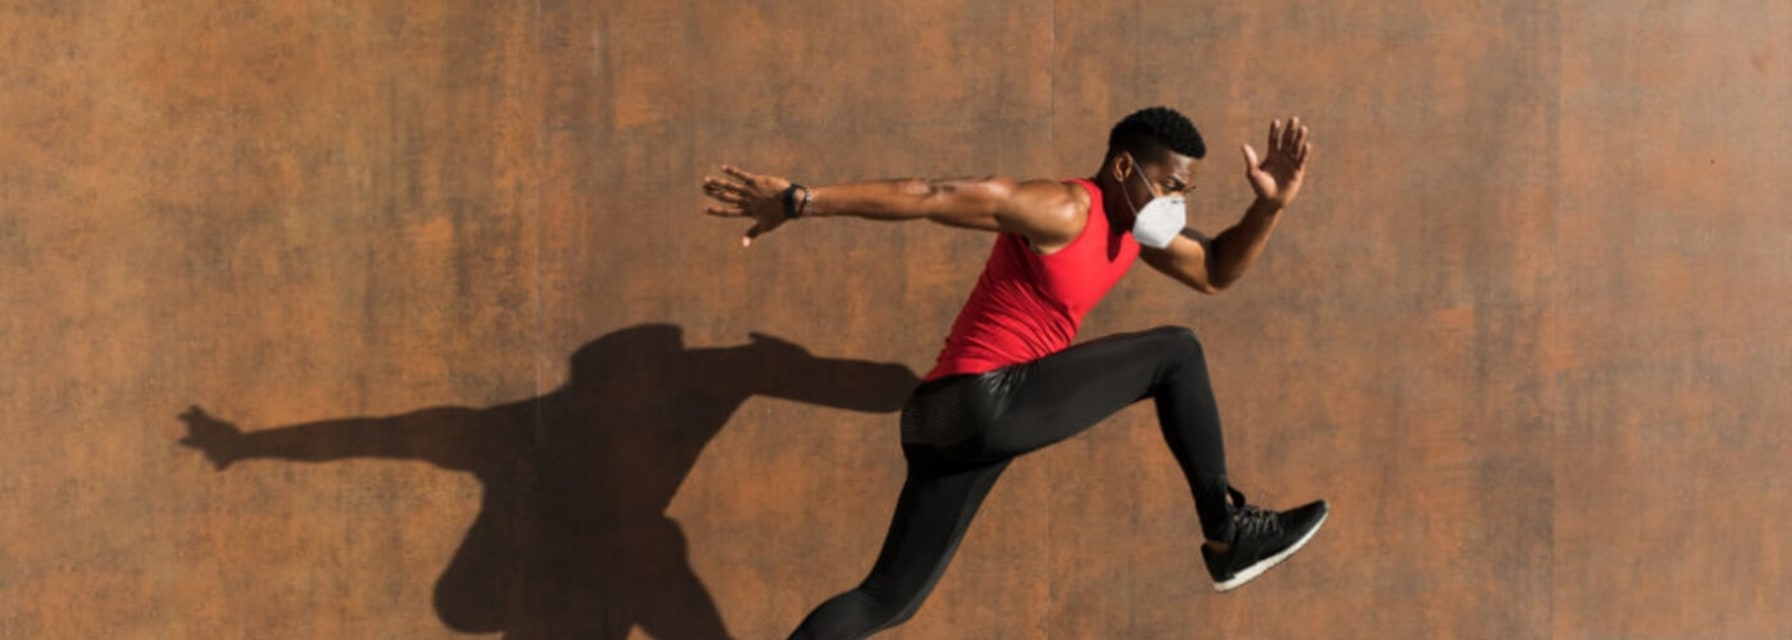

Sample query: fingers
[1289,117,1311,168]
[703,174,746,196]
[703,186,746,205]
[721,164,758,184]
[1241,143,1261,173]
[704,204,744,217]
[1261,116,1311,160]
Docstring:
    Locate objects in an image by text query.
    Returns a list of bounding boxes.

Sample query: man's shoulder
[1011,178,1089,217]
[998,179,1089,251]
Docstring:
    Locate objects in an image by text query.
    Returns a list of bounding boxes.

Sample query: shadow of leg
[630,517,736,640]
[533,515,734,639]
[435,498,522,634]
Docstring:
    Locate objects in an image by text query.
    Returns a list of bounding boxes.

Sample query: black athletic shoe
[1200,487,1328,592]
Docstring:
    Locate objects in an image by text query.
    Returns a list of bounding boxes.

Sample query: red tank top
[922,178,1141,381]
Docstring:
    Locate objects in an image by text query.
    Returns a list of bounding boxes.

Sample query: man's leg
[959,325,1329,591]
[788,445,1010,640]
[948,325,1235,541]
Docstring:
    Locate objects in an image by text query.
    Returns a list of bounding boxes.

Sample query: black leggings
[789,326,1235,639]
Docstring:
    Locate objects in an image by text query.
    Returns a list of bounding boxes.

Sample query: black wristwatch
[781,183,808,219]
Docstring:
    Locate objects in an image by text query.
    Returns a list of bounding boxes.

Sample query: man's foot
[1201,487,1328,592]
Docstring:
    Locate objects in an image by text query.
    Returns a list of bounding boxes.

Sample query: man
[702,106,1327,639]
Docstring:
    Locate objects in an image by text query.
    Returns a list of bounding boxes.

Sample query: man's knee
[1148,325,1205,359]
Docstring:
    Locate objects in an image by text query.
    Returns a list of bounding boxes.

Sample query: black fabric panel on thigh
[973,328,1184,458]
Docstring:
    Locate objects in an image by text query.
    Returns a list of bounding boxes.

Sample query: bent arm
[1142,198,1284,294]
[1145,115,1311,292]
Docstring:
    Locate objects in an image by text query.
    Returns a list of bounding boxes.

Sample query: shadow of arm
[178,404,526,472]
[723,333,921,412]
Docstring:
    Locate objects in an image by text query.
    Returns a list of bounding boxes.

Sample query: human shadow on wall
[176,323,918,640]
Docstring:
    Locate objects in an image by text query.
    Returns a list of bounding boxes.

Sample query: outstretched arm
[701,166,1084,249]
[1143,116,1312,293]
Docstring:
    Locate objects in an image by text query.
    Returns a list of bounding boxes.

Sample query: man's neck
[1090,176,1134,231]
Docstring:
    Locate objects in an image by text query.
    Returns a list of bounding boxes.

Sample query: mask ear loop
[1119,152,1155,215]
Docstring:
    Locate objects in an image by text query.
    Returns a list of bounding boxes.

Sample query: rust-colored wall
[4,2,1788,638]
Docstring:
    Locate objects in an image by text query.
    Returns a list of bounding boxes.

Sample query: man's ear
[1110,151,1135,183]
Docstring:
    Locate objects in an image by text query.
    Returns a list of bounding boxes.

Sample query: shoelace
[1232,504,1284,537]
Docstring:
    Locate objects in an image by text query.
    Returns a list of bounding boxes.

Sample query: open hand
[1241,117,1312,208]
[177,405,243,471]
[702,165,795,247]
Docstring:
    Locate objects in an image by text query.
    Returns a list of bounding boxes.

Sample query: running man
[701,107,1328,639]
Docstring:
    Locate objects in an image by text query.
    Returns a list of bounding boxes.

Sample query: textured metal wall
[3,1,1788,638]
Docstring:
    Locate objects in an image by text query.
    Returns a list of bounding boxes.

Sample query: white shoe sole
[1213,508,1328,592]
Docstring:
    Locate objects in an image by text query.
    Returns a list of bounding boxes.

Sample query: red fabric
[922,178,1141,381]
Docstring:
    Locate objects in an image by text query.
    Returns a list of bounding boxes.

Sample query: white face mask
[1120,158,1186,249]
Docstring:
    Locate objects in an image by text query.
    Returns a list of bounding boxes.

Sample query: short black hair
[1107,106,1206,163]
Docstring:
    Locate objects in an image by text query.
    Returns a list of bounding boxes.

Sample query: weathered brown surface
[3,1,1788,638]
